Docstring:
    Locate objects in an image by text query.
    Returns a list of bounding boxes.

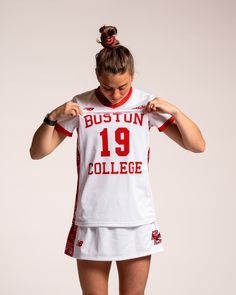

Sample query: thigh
[76,259,112,295]
[116,255,152,295]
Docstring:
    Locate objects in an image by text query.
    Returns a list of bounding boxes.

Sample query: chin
[109,99,121,104]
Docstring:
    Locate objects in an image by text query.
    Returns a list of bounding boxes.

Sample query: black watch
[43,113,57,126]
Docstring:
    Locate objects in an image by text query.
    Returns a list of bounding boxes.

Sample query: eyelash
[104,87,126,91]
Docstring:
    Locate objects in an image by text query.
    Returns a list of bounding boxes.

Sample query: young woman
[30,25,205,295]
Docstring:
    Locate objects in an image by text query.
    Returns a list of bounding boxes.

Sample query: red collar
[95,86,133,108]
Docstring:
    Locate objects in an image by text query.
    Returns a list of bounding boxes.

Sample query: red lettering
[115,128,130,156]
[120,162,128,174]
[94,162,102,174]
[102,162,110,174]
[100,128,111,156]
[88,163,93,174]
[87,161,143,175]
[133,113,144,126]
[114,113,122,122]
[94,115,102,124]
[128,161,135,173]
[135,161,142,174]
[103,114,112,123]
[84,115,93,128]
[124,113,132,123]
[83,112,144,129]
[111,162,119,174]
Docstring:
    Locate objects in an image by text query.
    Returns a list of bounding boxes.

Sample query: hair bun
[97,25,120,48]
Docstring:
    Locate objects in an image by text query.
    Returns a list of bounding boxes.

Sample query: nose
[112,89,121,99]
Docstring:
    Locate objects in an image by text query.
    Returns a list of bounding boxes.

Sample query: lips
[109,97,123,102]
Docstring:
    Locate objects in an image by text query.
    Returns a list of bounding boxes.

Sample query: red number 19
[100,127,130,157]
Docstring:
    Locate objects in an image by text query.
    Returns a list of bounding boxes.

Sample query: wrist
[43,113,57,126]
[171,107,181,118]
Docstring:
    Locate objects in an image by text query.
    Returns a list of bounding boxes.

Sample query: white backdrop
[1,0,235,294]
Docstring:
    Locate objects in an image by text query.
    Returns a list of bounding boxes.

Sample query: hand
[48,101,83,121]
[146,96,179,116]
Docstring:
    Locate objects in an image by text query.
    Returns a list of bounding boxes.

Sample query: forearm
[30,101,83,159]
[29,123,57,159]
[172,109,206,152]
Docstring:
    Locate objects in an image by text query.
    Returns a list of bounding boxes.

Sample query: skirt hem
[64,244,164,261]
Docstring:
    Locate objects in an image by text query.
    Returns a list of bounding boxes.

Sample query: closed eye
[102,84,128,91]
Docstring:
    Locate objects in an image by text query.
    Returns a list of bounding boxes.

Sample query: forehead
[98,72,132,87]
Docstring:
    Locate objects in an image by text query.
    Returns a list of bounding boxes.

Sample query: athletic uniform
[55,86,175,261]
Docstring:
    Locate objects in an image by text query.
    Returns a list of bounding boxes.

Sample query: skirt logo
[151,230,162,245]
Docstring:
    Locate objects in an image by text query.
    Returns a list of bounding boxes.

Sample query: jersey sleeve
[55,116,79,137]
[148,111,175,132]
[54,97,80,137]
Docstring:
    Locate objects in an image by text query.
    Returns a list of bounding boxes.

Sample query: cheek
[100,87,111,95]
[105,90,114,97]
[121,88,130,96]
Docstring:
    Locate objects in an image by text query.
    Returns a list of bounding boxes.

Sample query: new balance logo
[132,105,146,110]
[83,107,94,111]
[76,240,84,247]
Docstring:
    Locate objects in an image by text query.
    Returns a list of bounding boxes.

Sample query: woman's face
[96,71,133,105]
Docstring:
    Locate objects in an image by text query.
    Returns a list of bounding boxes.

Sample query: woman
[30,25,205,295]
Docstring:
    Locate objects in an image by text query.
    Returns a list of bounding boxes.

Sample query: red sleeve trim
[158,116,175,132]
[55,123,73,137]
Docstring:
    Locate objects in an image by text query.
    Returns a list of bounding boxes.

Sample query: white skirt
[64,221,164,261]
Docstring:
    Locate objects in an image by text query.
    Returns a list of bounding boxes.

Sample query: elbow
[197,139,206,153]
[29,147,47,160]
[187,140,206,153]
[194,146,205,153]
[199,142,206,153]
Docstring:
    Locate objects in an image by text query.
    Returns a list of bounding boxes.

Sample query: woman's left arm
[146,97,206,153]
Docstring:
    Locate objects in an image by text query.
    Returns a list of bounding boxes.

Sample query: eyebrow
[102,83,128,88]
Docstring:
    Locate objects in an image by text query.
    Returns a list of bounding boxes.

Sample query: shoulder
[131,87,155,105]
[72,89,96,106]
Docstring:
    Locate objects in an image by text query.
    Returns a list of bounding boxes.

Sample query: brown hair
[95,25,134,77]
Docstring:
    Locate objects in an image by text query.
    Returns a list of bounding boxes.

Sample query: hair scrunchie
[102,35,116,47]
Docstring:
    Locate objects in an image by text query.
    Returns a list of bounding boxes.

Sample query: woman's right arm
[29,101,83,160]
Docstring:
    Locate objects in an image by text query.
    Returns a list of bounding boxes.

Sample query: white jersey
[55,86,175,227]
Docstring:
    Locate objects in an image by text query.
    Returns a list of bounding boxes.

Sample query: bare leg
[76,259,112,295]
[116,255,152,295]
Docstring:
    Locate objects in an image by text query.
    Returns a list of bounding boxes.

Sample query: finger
[72,103,84,116]
[147,103,157,112]
[146,102,153,113]
[69,109,77,117]
[151,105,158,111]
[67,105,83,117]
[74,105,84,117]
[78,107,84,116]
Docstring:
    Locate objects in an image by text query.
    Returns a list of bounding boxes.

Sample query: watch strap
[43,114,57,126]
